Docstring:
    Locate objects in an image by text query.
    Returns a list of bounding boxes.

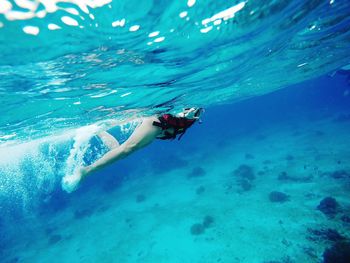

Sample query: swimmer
[62,107,203,192]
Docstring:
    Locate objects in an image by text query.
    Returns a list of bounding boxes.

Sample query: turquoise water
[1,0,350,141]
[1,1,350,262]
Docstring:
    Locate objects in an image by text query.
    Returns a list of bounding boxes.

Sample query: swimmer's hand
[62,167,88,193]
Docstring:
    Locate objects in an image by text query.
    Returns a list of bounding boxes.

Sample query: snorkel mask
[176,107,204,120]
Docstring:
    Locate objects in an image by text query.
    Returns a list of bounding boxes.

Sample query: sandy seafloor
[2,75,350,263]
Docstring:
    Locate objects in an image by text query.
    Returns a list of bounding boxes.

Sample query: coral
[329,170,350,179]
[202,215,214,228]
[233,165,255,181]
[341,215,350,223]
[238,179,252,191]
[317,197,339,218]
[269,191,290,203]
[323,241,350,263]
[187,167,206,178]
[307,228,346,242]
[278,171,313,182]
[232,165,255,192]
[190,216,215,235]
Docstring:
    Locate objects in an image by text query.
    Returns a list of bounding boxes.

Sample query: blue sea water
[1,0,350,262]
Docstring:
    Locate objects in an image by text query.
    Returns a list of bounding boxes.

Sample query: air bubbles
[187,0,196,7]
[154,36,165,43]
[23,25,39,35]
[148,31,160,37]
[112,18,125,27]
[16,0,37,10]
[0,0,12,14]
[120,92,132,97]
[0,22,4,28]
[36,10,46,18]
[179,11,188,18]
[201,2,246,26]
[309,24,316,30]
[297,62,308,67]
[61,16,79,26]
[65,8,79,16]
[213,19,222,26]
[129,25,140,32]
[48,23,61,30]
[200,26,212,33]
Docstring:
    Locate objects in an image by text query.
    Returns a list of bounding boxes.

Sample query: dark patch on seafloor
[232,164,256,192]
[190,216,215,236]
[269,191,290,203]
[74,207,95,219]
[187,166,206,178]
[317,197,340,218]
[323,241,350,263]
[325,170,350,180]
[278,171,313,183]
[307,228,347,242]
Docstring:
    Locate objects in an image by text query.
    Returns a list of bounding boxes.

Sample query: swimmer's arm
[81,116,162,178]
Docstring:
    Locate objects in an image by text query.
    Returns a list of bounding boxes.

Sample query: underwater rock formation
[233,165,255,181]
[190,215,215,236]
[187,167,206,178]
[323,241,350,263]
[202,216,214,228]
[317,197,339,218]
[307,228,346,242]
[238,178,252,191]
[328,170,350,179]
[341,215,350,223]
[232,164,256,192]
[278,171,313,182]
[269,191,290,203]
